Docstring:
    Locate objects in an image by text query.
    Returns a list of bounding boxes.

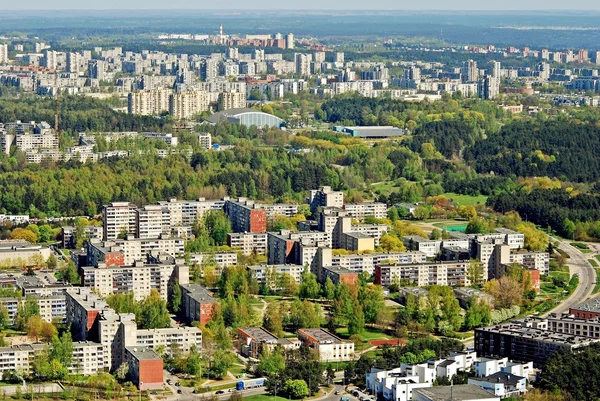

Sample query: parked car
[216,390,225,394]
[177,389,183,394]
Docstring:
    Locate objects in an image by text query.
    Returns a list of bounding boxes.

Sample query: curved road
[542,240,597,317]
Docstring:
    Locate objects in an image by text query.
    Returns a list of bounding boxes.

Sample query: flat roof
[474,371,525,385]
[181,284,217,304]
[238,327,295,345]
[298,328,348,344]
[126,347,162,361]
[322,265,356,275]
[414,384,498,401]
[571,298,600,313]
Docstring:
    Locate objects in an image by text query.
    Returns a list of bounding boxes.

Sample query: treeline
[465,120,600,182]
[0,95,167,133]
[488,188,600,240]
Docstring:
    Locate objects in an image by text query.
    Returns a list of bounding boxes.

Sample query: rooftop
[181,284,217,304]
[126,346,162,361]
[474,371,525,385]
[414,384,498,401]
[571,298,600,313]
[298,328,348,344]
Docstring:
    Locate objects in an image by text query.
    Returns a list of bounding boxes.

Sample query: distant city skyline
[3,1,600,10]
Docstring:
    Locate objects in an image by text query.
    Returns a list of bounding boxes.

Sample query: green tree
[169,279,182,314]
[256,348,285,376]
[284,379,310,399]
[58,261,80,284]
[186,345,202,375]
[0,306,9,330]
[15,296,39,330]
[323,277,336,300]
[467,259,484,287]
[263,302,284,338]
[46,254,58,270]
[138,289,171,329]
[298,271,320,300]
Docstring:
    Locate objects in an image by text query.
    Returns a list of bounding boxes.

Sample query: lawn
[595,254,600,262]
[441,193,488,207]
[594,269,600,294]
[336,327,390,341]
[244,396,289,401]
[571,242,590,250]
[371,181,399,196]
[590,259,599,268]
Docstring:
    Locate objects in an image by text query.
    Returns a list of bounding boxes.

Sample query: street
[542,240,597,317]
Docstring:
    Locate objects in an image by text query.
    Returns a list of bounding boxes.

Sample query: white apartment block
[136,205,170,239]
[332,251,427,275]
[0,44,8,64]
[197,132,212,150]
[375,261,471,287]
[403,236,441,257]
[72,341,106,375]
[0,344,45,379]
[309,186,344,212]
[261,203,299,218]
[169,90,210,120]
[127,89,171,116]
[248,264,305,287]
[189,252,238,270]
[103,202,138,240]
[136,326,202,354]
[227,232,268,255]
[344,202,388,221]
[158,198,225,227]
[218,92,247,110]
[81,260,187,302]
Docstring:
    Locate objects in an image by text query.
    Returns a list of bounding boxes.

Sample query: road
[542,240,597,317]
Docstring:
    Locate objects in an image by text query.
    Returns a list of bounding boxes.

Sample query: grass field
[336,327,390,341]
[590,259,599,268]
[441,193,488,206]
[371,181,399,196]
[595,254,600,262]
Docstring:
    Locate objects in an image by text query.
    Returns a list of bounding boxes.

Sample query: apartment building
[374,261,471,287]
[267,230,331,265]
[332,251,426,276]
[81,260,188,301]
[0,44,8,64]
[247,264,305,288]
[158,197,225,227]
[125,347,164,390]
[308,186,344,213]
[0,294,66,324]
[475,318,600,366]
[135,205,170,239]
[136,326,202,353]
[261,203,299,218]
[237,327,301,358]
[169,90,211,120]
[343,202,387,221]
[72,341,106,375]
[403,236,441,258]
[197,132,212,149]
[218,92,247,110]
[227,232,268,255]
[87,237,184,266]
[103,202,138,240]
[189,252,238,271]
[224,198,268,233]
[0,344,45,379]
[180,284,217,325]
[321,265,358,286]
[297,328,354,362]
[127,89,171,116]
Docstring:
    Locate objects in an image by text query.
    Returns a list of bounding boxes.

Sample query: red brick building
[181,284,218,325]
[569,299,600,319]
[224,198,267,233]
[322,266,358,286]
[125,347,164,390]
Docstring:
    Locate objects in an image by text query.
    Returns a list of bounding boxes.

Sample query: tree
[46,254,58,270]
[256,348,285,376]
[137,289,171,329]
[58,261,80,284]
[484,277,523,309]
[15,296,40,330]
[516,222,549,251]
[361,285,386,324]
[10,228,37,243]
[429,228,442,240]
[0,306,9,330]
[379,234,406,252]
[463,297,491,330]
[263,302,284,337]
[467,259,484,286]
[323,277,336,300]
[298,271,320,300]
[348,298,365,335]
[115,363,129,381]
[285,379,310,399]
[466,216,495,234]
[169,279,182,314]
[186,345,202,375]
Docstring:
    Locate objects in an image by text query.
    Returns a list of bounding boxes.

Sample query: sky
[4,0,600,10]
